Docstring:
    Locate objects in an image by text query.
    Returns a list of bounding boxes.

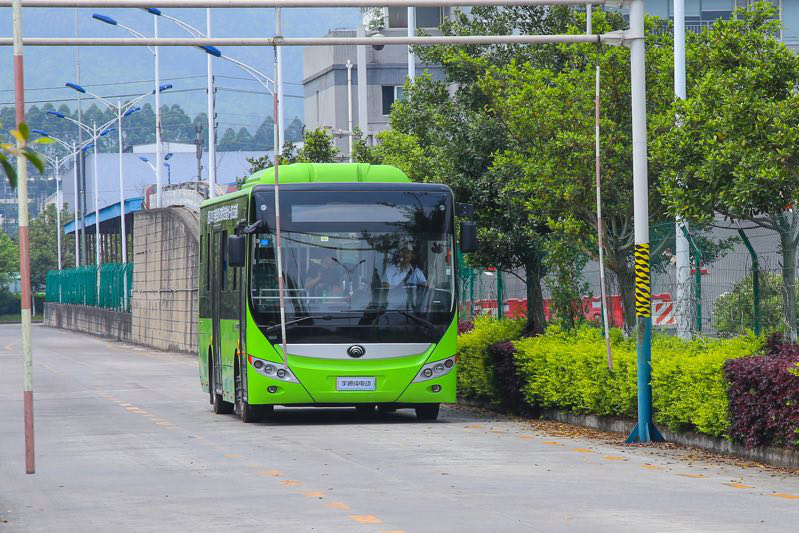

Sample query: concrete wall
[131,207,199,354]
[45,303,132,342]
[45,206,200,354]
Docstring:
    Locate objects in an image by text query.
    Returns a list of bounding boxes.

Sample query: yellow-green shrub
[511,326,761,437]
[651,334,759,436]
[456,316,525,403]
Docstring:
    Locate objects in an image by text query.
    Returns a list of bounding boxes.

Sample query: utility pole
[346,59,353,161]
[356,23,368,144]
[195,123,203,180]
[206,8,217,198]
[12,0,35,475]
[674,0,691,340]
[626,0,663,444]
[276,7,285,156]
[407,7,415,81]
[75,6,87,268]
[154,13,163,208]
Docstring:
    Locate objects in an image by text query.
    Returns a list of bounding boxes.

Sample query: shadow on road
[227,405,487,426]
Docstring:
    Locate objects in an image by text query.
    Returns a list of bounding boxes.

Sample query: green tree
[296,128,339,163]
[234,127,255,151]
[655,3,799,338]
[217,128,238,151]
[235,154,273,189]
[253,116,275,150]
[28,204,74,291]
[0,230,19,283]
[480,12,675,332]
[370,6,622,334]
[285,117,305,143]
[713,272,787,337]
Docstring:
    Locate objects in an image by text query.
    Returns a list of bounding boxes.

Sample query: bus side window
[205,233,213,291]
[221,230,228,291]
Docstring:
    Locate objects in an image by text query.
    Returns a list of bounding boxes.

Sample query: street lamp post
[47,109,121,266]
[33,147,63,270]
[200,43,288,370]
[345,59,353,161]
[164,152,173,184]
[63,83,166,309]
[93,12,165,208]
[33,127,100,269]
[141,8,282,196]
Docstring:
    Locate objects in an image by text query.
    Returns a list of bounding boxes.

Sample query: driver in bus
[384,249,427,288]
[305,251,344,297]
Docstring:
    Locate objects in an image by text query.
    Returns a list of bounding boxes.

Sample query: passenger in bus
[384,249,427,288]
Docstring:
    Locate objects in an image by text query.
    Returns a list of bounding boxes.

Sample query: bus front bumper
[245,354,456,406]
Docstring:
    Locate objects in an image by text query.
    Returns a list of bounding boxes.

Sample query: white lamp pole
[92,121,101,269]
[356,23,368,142]
[72,141,79,267]
[54,155,62,270]
[276,7,285,155]
[346,59,353,161]
[154,14,163,208]
[207,8,216,197]
[407,7,415,80]
[116,100,127,268]
[674,0,691,339]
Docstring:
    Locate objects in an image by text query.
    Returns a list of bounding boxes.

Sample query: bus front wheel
[211,354,233,415]
[415,404,440,421]
[235,363,264,423]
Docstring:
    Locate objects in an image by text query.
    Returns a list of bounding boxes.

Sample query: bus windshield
[249,189,455,344]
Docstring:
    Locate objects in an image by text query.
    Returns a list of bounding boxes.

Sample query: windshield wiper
[393,310,438,332]
[263,315,332,332]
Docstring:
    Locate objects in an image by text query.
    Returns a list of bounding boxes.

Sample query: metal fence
[456,220,795,337]
[45,264,133,313]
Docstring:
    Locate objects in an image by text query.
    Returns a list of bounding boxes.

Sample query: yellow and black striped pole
[634,243,651,318]
[625,0,663,444]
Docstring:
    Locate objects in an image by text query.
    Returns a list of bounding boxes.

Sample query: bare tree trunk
[778,226,797,341]
[524,258,546,336]
[616,266,637,335]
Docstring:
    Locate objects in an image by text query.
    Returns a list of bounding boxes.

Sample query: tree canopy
[655,2,799,338]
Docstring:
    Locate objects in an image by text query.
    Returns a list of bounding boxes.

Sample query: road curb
[458,399,799,469]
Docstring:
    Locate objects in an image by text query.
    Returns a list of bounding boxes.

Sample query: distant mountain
[0,7,360,132]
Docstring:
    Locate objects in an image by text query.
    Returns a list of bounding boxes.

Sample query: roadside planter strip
[456,317,799,468]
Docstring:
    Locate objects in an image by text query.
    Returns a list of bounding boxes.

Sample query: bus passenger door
[211,230,223,392]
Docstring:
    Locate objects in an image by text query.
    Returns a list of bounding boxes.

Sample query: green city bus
[198,163,475,422]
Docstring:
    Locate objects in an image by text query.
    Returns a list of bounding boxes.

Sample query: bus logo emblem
[347,345,366,358]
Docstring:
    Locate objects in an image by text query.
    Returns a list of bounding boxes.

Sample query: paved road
[2,325,799,532]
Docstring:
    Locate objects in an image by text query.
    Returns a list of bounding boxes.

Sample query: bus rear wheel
[415,404,440,421]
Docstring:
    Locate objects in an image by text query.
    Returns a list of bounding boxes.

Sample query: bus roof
[244,163,410,187]
[201,163,411,209]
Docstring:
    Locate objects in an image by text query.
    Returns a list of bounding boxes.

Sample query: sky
[0,6,361,134]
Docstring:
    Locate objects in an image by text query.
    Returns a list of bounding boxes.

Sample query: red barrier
[465,293,675,327]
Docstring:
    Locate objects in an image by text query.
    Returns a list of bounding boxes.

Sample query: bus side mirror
[460,221,477,253]
[228,235,246,267]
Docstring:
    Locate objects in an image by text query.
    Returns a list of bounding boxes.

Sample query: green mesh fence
[45,263,133,312]
[456,220,794,336]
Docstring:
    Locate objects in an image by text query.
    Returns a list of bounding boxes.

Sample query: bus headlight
[413,356,457,383]
[249,355,298,383]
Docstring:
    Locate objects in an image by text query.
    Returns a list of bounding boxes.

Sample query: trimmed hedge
[456,316,525,403]
[457,320,764,440]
